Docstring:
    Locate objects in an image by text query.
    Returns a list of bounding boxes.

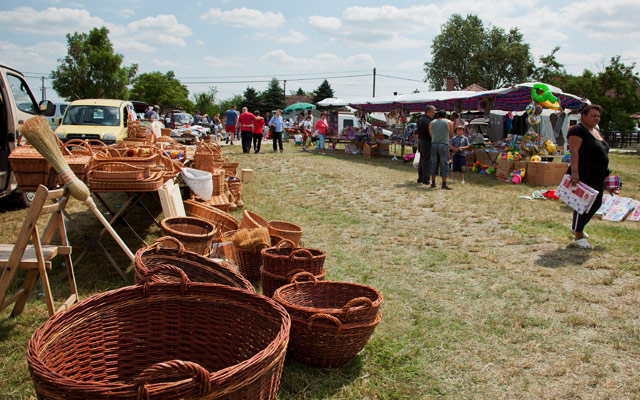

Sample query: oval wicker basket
[261,269,326,298]
[184,199,239,236]
[288,311,381,368]
[134,236,253,292]
[268,220,303,246]
[160,216,217,256]
[27,266,290,399]
[239,210,269,229]
[273,280,383,325]
[261,243,326,276]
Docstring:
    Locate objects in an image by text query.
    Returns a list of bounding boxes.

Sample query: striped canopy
[317,82,587,113]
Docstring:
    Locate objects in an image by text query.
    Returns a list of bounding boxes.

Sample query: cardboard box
[526,162,568,186]
[496,159,514,180]
[474,150,501,166]
[466,152,476,164]
[363,144,378,158]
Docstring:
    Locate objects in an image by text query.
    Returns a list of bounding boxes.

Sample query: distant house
[285,95,313,107]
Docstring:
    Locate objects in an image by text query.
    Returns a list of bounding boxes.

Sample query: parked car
[336,112,392,138]
[1,62,53,206]
[55,99,135,144]
[164,110,193,129]
[42,102,68,130]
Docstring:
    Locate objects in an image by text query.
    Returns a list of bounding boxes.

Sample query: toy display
[509,168,526,184]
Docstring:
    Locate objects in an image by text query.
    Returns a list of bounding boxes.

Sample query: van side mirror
[39,100,54,115]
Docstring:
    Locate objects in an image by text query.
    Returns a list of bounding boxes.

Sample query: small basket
[160,216,217,256]
[261,269,326,298]
[134,236,253,292]
[240,210,269,229]
[27,266,290,399]
[287,311,381,368]
[8,145,54,191]
[232,234,284,284]
[262,242,326,276]
[88,171,164,192]
[273,280,383,325]
[268,220,303,246]
[181,167,213,201]
[184,199,239,236]
[89,162,151,181]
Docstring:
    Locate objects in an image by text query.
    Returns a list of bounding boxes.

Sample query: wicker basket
[90,161,151,181]
[273,280,383,325]
[184,199,239,235]
[88,171,164,192]
[268,220,303,246]
[134,236,253,292]
[287,311,381,368]
[160,216,217,256]
[227,178,243,209]
[27,266,290,399]
[240,210,269,229]
[203,193,231,213]
[222,160,239,177]
[231,234,284,284]
[8,145,54,191]
[261,269,326,298]
[262,243,326,276]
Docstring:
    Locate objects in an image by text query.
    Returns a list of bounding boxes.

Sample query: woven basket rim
[160,216,217,239]
[273,280,383,314]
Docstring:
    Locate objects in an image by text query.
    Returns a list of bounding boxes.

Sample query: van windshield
[62,105,120,126]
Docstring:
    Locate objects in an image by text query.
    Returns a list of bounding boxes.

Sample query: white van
[1,63,53,206]
[43,102,68,130]
[336,112,391,137]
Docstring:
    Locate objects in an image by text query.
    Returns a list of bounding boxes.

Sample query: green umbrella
[283,102,316,113]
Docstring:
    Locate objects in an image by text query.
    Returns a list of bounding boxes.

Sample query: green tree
[292,87,307,96]
[215,95,244,117]
[261,78,285,112]
[533,46,566,83]
[312,80,335,104]
[242,87,263,114]
[192,87,217,116]
[130,71,192,111]
[51,26,137,100]
[424,14,534,90]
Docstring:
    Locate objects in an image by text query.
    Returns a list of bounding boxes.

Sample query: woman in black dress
[567,104,615,249]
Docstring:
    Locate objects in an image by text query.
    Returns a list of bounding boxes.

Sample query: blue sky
[1,0,639,103]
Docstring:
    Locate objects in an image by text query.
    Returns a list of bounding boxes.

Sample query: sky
[1,0,639,104]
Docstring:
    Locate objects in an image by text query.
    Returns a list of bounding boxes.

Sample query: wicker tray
[90,161,151,181]
[261,269,326,298]
[240,210,269,229]
[27,266,290,399]
[262,242,326,276]
[88,171,164,192]
[288,311,381,368]
[273,280,383,325]
[135,236,253,292]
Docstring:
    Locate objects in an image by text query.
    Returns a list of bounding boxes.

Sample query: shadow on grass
[535,246,593,268]
[278,356,364,399]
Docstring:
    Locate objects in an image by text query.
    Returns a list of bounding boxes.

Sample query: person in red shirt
[252,110,265,153]
[238,107,256,154]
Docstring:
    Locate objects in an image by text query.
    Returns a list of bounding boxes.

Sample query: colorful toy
[486,167,495,174]
[527,115,541,125]
[509,168,526,184]
[561,150,570,163]
[530,155,542,162]
[525,103,536,117]
[531,83,561,109]
[543,140,556,154]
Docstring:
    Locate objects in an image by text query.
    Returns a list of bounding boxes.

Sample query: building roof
[461,84,487,92]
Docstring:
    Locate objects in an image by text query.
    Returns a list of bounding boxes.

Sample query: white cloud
[119,8,134,19]
[201,7,285,29]
[0,7,105,36]
[124,15,192,48]
[196,39,204,45]
[202,55,250,69]
[251,29,308,45]
[558,0,640,40]
[152,58,182,70]
[0,40,54,71]
[259,49,375,71]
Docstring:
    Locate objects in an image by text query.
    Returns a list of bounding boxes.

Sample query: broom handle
[84,198,135,261]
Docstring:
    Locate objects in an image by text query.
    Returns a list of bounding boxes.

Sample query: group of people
[415,106,469,190]
[222,105,286,154]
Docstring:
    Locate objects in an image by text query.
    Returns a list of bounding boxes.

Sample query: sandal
[573,238,592,249]
[570,229,589,238]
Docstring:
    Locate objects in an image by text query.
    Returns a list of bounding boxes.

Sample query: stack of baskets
[160,216,217,256]
[183,199,239,245]
[27,266,291,399]
[8,145,55,190]
[240,210,304,246]
[135,236,253,292]
[273,280,383,368]
[261,241,327,297]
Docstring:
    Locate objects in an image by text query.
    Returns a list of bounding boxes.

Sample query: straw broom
[19,116,135,261]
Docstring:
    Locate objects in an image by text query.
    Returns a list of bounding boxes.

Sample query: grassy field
[1,142,639,399]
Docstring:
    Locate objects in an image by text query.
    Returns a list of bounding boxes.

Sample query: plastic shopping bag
[412,151,420,168]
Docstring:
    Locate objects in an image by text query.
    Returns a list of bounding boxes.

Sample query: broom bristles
[20,116,90,202]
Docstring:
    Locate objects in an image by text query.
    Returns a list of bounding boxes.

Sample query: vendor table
[64,191,160,281]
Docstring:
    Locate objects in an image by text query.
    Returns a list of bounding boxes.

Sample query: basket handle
[138,265,190,296]
[152,236,185,255]
[134,360,211,399]
[289,248,313,261]
[342,297,373,319]
[307,313,343,332]
[290,271,317,288]
[275,239,296,249]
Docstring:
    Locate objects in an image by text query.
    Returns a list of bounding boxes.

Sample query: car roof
[68,99,130,107]
[0,63,25,76]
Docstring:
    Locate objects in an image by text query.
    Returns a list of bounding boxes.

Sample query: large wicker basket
[287,311,381,368]
[261,243,326,276]
[268,220,303,246]
[8,145,55,191]
[27,266,290,399]
[261,269,326,298]
[239,210,269,229]
[273,280,383,325]
[160,216,217,256]
[184,199,239,236]
[134,236,253,292]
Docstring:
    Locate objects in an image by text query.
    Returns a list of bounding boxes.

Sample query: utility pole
[41,76,46,101]
[372,68,376,98]
[283,80,287,97]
